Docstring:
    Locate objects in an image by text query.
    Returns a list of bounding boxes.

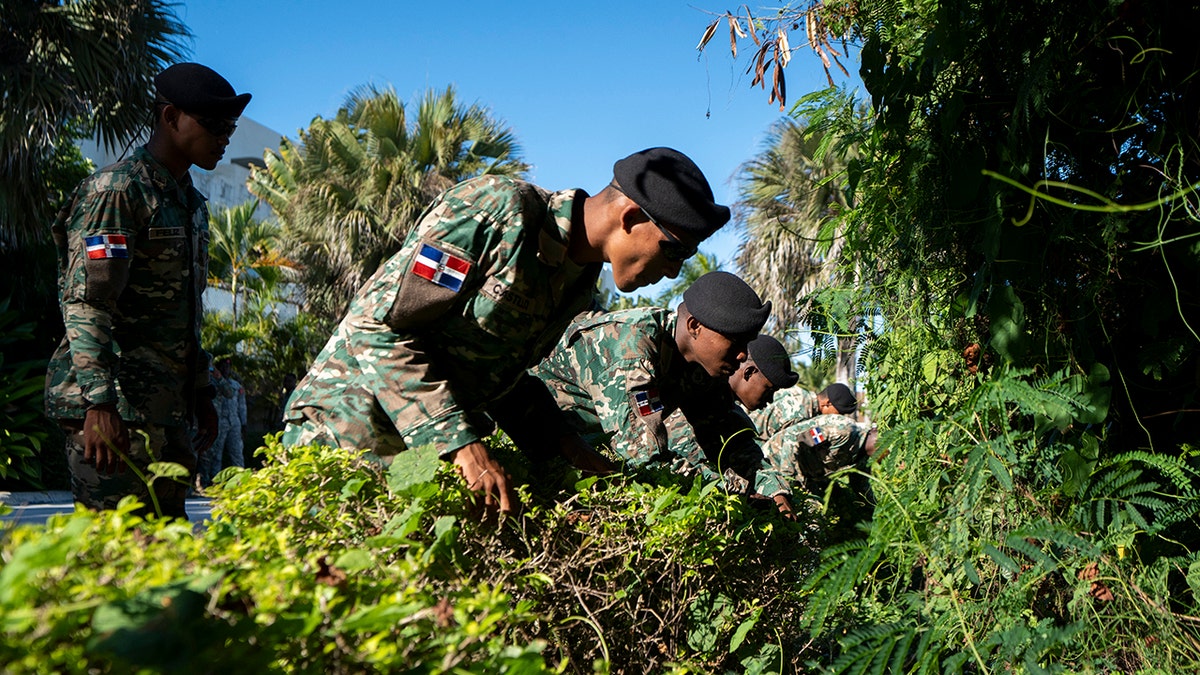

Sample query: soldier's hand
[84,404,129,475]
[193,396,220,457]
[773,493,796,521]
[558,434,617,476]
[449,441,516,515]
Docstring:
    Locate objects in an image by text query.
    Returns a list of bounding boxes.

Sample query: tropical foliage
[734,116,864,384]
[247,85,528,322]
[699,0,1200,670]
[0,0,188,245]
[206,200,296,329]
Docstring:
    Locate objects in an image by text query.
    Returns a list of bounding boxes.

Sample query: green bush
[0,437,824,673]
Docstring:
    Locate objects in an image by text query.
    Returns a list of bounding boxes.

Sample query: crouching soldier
[522,271,795,515]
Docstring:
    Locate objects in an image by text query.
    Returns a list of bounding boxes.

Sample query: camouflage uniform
[216,374,246,469]
[45,146,211,517]
[749,388,872,492]
[283,175,601,458]
[532,307,791,498]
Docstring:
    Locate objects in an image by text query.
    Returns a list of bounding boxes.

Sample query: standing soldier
[283,147,731,513]
[527,272,795,515]
[215,357,247,471]
[45,63,249,518]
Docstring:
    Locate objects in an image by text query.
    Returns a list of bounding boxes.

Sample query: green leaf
[147,462,190,479]
[386,444,442,494]
[334,549,373,572]
[729,606,762,653]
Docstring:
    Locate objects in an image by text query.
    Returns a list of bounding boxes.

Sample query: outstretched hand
[450,441,517,516]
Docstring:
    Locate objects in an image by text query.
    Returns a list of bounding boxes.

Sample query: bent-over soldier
[283,147,731,513]
[529,272,795,514]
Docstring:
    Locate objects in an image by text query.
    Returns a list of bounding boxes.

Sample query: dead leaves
[1077,561,1115,602]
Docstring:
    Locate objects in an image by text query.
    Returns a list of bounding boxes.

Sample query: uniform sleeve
[56,187,142,407]
[566,328,669,466]
[237,384,247,426]
[338,182,510,455]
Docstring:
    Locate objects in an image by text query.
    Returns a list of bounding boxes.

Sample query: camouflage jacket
[533,307,791,497]
[286,176,601,456]
[751,387,820,437]
[217,376,247,427]
[45,147,211,425]
[749,388,872,491]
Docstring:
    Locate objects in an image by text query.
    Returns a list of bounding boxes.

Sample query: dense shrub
[0,437,829,673]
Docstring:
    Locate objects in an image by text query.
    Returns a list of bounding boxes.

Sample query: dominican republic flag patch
[809,427,827,444]
[412,243,470,292]
[634,389,664,417]
[85,234,129,260]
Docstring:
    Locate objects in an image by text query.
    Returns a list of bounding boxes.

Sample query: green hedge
[0,438,822,673]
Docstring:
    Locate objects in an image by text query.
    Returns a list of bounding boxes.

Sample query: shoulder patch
[412,243,471,292]
[85,234,129,259]
[809,426,827,444]
[634,389,664,417]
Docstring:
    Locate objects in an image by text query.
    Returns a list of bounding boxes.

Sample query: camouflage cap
[682,271,771,336]
[747,335,798,388]
[154,62,251,118]
[820,382,858,414]
[613,147,730,238]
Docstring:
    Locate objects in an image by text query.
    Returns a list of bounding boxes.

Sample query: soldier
[283,147,731,514]
[45,63,249,518]
[662,334,798,489]
[196,361,235,488]
[199,357,246,487]
[528,272,796,515]
[752,383,879,493]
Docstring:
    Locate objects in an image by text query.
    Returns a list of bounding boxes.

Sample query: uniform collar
[538,188,588,266]
[134,146,203,208]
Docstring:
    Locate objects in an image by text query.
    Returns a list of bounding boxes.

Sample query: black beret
[155,62,251,118]
[682,271,771,336]
[613,147,730,238]
[821,383,858,414]
[747,335,798,388]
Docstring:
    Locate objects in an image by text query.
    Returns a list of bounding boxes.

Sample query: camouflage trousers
[196,422,245,486]
[61,421,195,519]
[282,413,399,468]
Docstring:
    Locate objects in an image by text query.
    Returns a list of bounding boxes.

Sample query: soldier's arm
[58,188,140,409]
[346,183,510,455]
[685,399,793,499]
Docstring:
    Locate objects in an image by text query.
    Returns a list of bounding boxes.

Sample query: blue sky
[177,0,857,290]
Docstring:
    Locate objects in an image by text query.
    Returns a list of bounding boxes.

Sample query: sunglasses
[611,181,698,262]
[190,113,238,138]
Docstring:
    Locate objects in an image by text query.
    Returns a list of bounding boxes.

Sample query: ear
[160,103,182,130]
[684,314,703,337]
[618,200,647,233]
[742,364,757,381]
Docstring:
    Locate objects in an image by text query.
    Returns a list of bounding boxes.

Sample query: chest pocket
[472,273,547,340]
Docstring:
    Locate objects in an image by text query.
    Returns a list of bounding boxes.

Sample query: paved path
[0,490,212,527]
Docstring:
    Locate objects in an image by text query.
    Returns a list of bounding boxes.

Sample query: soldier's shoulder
[569,306,668,339]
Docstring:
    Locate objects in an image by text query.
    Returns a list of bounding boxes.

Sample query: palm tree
[206,201,295,328]
[248,84,528,322]
[735,118,860,385]
[0,0,188,246]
